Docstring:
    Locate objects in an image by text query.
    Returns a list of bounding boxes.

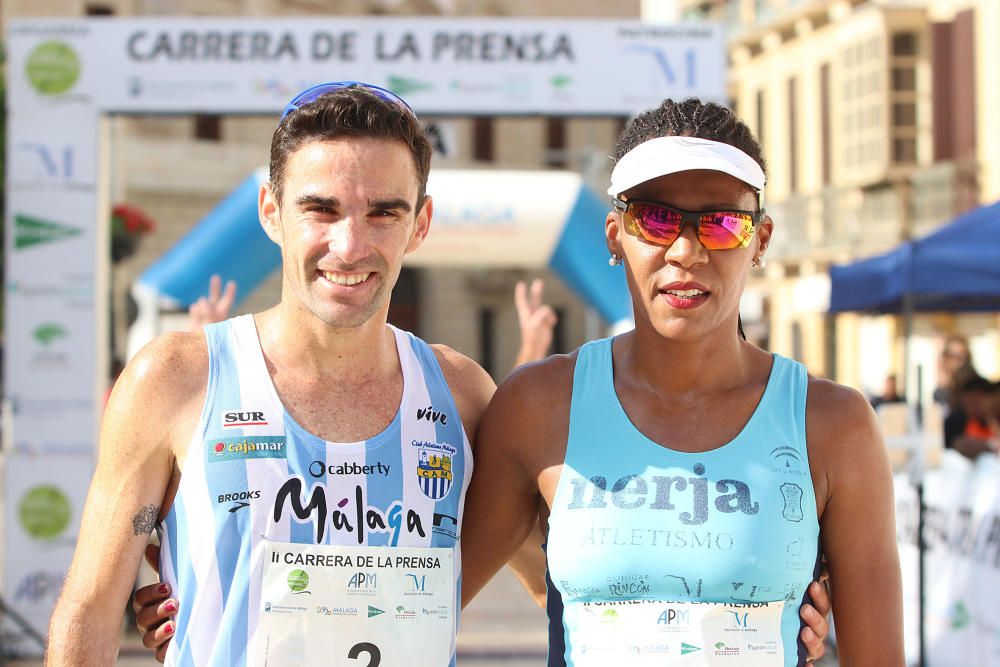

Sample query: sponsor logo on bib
[209,436,286,462]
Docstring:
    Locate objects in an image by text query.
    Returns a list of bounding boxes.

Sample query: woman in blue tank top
[463,99,904,666]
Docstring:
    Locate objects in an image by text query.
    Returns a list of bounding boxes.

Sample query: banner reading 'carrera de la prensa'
[6,18,726,116]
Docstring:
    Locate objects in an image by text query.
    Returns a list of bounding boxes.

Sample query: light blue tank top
[545,337,820,666]
[157,315,472,667]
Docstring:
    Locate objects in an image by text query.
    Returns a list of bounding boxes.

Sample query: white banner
[921,452,1000,666]
[2,453,93,654]
[8,18,726,116]
[894,474,921,666]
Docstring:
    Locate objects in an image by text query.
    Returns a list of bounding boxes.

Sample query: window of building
[194,115,222,141]
[820,63,832,184]
[552,307,566,355]
[893,138,917,164]
[478,307,495,377]
[473,117,494,162]
[891,67,916,91]
[545,117,567,169]
[755,89,766,150]
[791,321,804,362]
[892,32,918,57]
[387,268,420,336]
[85,4,115,15]
[787,77,798,193]
[893,102,916,126]
[840,35,886,174]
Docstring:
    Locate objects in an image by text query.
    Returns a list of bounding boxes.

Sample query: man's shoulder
[102,329,210,456]
[428,343,495,402]
[121,329,209,406]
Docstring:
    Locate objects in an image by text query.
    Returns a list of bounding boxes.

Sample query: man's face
[260,136,430,329]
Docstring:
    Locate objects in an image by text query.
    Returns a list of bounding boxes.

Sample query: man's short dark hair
[269,86,432,208]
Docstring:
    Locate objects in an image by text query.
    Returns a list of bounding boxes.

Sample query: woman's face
[606,168,772,343]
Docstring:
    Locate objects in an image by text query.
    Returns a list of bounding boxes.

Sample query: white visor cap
[608,136,766,201]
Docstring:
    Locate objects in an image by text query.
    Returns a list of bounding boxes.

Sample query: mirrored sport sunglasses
[613,198,761,250]
[279,81,415,122]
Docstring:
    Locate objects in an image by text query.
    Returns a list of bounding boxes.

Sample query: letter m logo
[728,611,749,628]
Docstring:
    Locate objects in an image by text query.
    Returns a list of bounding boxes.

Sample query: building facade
[683,0,1000,400]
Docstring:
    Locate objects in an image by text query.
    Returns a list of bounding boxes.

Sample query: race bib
[569,599,785,666]
[255,540,455,667]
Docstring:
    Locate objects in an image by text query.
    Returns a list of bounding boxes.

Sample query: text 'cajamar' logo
[209,436,286,462]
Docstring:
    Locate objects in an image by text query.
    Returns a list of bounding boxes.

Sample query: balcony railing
[764,161,980,262]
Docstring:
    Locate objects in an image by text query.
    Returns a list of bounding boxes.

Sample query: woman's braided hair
[612,98,767,341]
[612,98,767,175]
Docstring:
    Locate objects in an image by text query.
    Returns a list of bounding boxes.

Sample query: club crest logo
[413,440,456,500]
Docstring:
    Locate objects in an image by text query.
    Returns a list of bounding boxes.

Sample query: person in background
[934,335,974,406]
[514,278,558,369]
[945,375,1000,459]
[870,373,905,410]
[187,274,237,330]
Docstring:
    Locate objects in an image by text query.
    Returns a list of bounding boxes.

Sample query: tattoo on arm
[131,504,159,536]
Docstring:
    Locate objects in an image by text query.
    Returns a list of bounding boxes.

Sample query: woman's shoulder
[805,375,889,507]
[495,348,580,410]
[805,375,878,435]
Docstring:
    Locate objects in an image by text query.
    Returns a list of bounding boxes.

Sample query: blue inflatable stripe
[549,186,632,325]
[138,172,280,307]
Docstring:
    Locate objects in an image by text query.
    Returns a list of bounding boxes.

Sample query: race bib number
[255,541,455,667]
[570,599,785,666]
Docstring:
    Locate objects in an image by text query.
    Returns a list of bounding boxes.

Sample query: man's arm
[46,332,206,665]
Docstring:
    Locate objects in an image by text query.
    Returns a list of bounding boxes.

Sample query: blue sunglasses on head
[279,80,415,122]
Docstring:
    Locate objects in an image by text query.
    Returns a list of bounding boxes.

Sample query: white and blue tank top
[157,315,472,666]
[545,338,821,666]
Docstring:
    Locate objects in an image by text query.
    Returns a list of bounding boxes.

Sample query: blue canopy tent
[829,199,1000,313]
[131,169,632,350]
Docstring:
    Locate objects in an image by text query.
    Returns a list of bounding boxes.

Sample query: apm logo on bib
[412,440,456,500]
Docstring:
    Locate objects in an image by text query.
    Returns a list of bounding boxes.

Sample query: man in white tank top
[48,83,833,666]
[46,82,500,666]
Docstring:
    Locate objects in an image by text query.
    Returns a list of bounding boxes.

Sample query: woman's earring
[608,253,622,266]
[753,256,767,269]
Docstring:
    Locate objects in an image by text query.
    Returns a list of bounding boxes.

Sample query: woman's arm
[808,378,904,665]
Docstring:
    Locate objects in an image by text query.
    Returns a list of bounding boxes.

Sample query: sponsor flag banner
[893,474,921,666]
[965,456,1000,665]
[923,452,980,666]
[2,453,93,656]
[256,541,455,666]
